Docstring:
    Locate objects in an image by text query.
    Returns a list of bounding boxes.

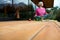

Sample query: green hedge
[46,7,60,21]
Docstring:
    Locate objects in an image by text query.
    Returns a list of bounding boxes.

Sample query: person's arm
[46,12,48,14]
[34,9,38,17]
[44,8,48,15]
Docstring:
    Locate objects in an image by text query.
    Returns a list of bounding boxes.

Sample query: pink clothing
[35,7,46,16]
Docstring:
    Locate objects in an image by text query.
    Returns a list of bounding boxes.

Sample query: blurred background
[0,0,60,21]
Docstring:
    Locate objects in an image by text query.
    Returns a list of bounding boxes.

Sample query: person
[35,1,49,21]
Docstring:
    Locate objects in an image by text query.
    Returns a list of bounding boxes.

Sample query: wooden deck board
[0,21,60,40]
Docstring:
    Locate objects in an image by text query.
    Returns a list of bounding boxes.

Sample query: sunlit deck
[0,20,60,40]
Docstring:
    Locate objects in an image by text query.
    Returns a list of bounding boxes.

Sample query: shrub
[19,4,34,20]
[46,7,60,21]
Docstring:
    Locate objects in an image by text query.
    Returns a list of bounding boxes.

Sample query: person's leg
[35,16,41,21]
[44,14,51,19]
[41,16,44,21]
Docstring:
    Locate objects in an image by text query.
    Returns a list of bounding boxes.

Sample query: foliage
[46,7,60,21]
[19,4,34,20]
